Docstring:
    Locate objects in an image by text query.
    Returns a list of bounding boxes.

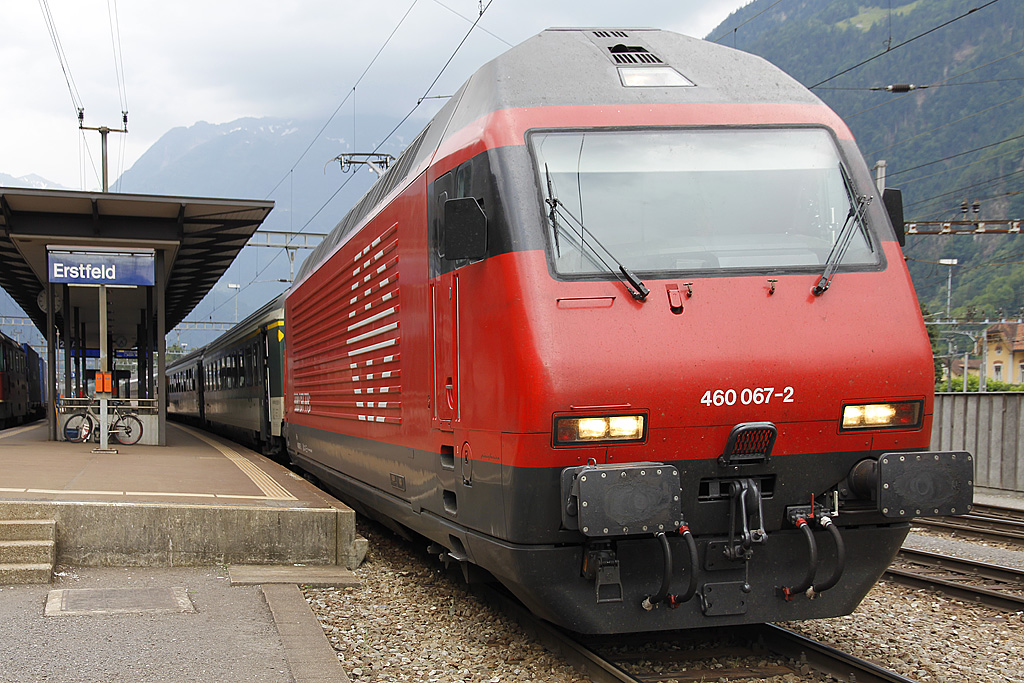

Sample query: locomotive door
[431,171,458,431]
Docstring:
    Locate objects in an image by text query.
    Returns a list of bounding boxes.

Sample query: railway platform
[0,419,364,681]
[0,420,366,570]
[974,485,1024,512]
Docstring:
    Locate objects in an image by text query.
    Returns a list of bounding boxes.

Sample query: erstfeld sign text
[47,250,155,286]
[52,262,118,281]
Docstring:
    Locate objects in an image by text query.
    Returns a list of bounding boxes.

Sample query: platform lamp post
[228,283,241,323]
[939,258,958,391]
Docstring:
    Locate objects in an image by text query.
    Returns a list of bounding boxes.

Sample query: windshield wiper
[544,164,561,258]
[812,163,872,296]
[544,166,649,302]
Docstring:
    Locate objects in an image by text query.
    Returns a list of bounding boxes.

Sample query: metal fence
[933,392,1024,493]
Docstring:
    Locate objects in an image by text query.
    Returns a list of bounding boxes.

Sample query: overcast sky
[3,0,752,191]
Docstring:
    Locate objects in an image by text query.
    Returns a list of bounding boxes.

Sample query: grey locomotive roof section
[293,28,825,285]
[451,28,821,122]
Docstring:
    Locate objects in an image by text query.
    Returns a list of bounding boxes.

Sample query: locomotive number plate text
[700,386,794,407]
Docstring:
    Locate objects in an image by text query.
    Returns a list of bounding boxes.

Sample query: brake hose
[810,516,846,595]
[780,518,818,601]
[642,532,673,610]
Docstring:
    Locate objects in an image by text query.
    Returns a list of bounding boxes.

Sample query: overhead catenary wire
[809,0,1003,89]
[887,132,1024,179]
[845,45,1024,120]
[865,92,1024,158]
[206,0,498,324]
[37,0,84,115]
[263,0,421,201]
[709,0,787,45]
[107,0,129,190]
[904,168,1024,210]
[814,77,1024,91]
[896,146,1024,188]
[107,0,128,115]
[430,0,511,46]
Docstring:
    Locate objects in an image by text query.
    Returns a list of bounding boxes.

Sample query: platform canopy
[0,187,274,347]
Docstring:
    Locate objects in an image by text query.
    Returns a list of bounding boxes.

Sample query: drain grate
[44,587,195,617]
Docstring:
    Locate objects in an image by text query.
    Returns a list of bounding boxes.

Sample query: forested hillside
[707,0,1024,319]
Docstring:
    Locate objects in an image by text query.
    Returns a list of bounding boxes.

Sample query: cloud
[3,0,750,189]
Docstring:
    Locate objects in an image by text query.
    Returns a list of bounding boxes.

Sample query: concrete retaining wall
[0,500,365,569]
[933,392,1024,493]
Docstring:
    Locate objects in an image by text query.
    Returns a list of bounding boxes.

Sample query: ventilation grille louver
[608,44,664,65]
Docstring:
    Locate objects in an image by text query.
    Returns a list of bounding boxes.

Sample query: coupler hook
[726,478,766,561]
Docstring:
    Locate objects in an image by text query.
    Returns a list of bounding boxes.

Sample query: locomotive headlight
[609,415,644,438]
[841,401,922,431]
[554,414,647,446]
[577,418,609,439]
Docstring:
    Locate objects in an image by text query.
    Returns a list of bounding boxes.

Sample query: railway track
[885,547,1024,612]
[476,585,922,683]
[914,503,1024,546]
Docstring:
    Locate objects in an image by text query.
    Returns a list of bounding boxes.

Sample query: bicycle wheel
[113,413,143,445]
[63,412,94,443]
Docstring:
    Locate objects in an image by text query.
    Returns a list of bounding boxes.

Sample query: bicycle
[63,399,144,445]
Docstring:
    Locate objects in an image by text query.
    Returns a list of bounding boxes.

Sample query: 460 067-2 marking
[700,386,794,407]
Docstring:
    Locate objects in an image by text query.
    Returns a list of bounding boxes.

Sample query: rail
[886,548,1024,613]
[473,584,921,683]
[914,510,1024,546]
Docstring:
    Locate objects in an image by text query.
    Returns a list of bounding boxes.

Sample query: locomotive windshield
[531,128,876,276]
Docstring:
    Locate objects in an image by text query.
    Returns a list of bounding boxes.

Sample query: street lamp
[938,259,958,319]
[228,283,241,323]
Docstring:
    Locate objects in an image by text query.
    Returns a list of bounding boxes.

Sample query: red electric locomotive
[284,28,972,633]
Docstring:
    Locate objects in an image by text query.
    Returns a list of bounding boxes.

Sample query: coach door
[431,171,458,431]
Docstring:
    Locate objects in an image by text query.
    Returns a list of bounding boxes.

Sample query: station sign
[47,247,155,286]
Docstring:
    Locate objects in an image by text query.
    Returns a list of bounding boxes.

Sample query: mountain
[6,5,1023,346]
[0,115,420,348]
[0,172,65,190]
[706,0,1024,321]
[116,115,426,347]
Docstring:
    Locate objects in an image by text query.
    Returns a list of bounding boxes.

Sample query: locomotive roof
[452,28,821,118]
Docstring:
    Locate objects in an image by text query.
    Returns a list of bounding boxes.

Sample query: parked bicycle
[63,399,143,445]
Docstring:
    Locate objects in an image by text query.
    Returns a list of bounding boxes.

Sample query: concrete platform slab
[263,583,351,683]
[44,586,195,616]
[0,422,364,569]
[229,564,361,587]
[0,566,297,682]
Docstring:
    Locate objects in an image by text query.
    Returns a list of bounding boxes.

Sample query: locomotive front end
[480,119,976,633]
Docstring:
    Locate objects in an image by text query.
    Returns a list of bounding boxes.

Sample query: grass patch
[838,2,921,31]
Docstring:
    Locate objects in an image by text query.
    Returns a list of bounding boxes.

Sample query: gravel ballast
[305,522,1024,683]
